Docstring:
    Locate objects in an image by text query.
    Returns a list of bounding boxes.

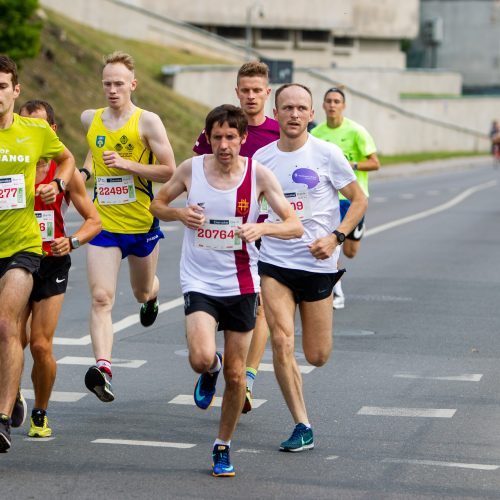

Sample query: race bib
[194,217,242,250]
[96,175,136,205]
[259,196,269,215]
[0,174,26,210]
[285,190,312,220]
[35,210,55,241]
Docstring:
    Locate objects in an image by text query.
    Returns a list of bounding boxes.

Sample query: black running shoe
[140,297,159,327]
[84,366,115,402]
[11,390,27,428]
[0,416,11,453]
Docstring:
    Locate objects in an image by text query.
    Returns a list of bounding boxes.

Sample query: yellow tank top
[87,107,158,234]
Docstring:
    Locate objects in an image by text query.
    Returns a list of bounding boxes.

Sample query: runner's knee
[189,351,215,374]
[304,348,331,367]
[271,329,294,360]
[91,288,115,310]
[223,364,245,390]
[30,336,53,361]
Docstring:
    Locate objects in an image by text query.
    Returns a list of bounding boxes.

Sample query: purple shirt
[193,116,280,158]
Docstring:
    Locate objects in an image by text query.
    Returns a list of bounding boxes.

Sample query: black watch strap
[79,168,91,181]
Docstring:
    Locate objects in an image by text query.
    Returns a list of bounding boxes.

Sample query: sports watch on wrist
[352,162,358,171]
[52,177,66,193]
[69,235,81,250]
[333,230,346,244]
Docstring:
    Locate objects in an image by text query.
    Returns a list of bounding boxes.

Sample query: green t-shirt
[0,114,66,257]
[311,117,377,198]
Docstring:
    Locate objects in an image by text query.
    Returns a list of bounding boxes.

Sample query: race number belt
[96,175,136,205]
[0,174,26,210]
[35,210,55,241]
[194,217,242,250]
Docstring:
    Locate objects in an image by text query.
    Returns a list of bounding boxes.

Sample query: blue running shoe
[212,444,235,477]
[194,352,222,410]
[280,423,314,452]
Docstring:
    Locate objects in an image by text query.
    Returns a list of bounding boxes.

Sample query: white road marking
[382,458,499,471]
[426,190,440,196]
[357,406,456,418]
[92,438,195,449]
[366,180,497,237]
[54,296,184,345]
[22,388,86,403]
[372,196,388,203]
[399,193,415,199]
[258,362,315,374]
[25,437,56,442]
[326,455,339,461]
[168,394,266,409]
[56,356,146,368]
[394,373,482,382]
[236,448,262,454]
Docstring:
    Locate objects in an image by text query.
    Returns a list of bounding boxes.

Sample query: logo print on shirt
[16,137,31,144]
[96,135,106,148]
[237,198,250,215]
[292,168,320,189]
[120,135,128,144]
[115,143,123,152]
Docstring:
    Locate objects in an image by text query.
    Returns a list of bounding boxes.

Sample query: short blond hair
[237,61,269,84]
[103,51,135,72]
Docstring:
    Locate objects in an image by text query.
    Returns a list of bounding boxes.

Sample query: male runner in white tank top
[150,104,302,477]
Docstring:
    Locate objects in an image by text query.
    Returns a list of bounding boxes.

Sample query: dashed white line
[168,394,266,409]
[57,356,146,368]
[357,406,456,418]
[382,458,499,471]
[394,373,482,382]
[22,388,86,403]
[92,438,195,449]
[258,362,315,374]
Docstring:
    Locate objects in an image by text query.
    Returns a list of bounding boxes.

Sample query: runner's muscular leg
[218,329,252,442]
[299,294,333,367]
[343,239,360,259]
[245,299,268,370]
[185,311,218,374]
[0,268,33,416]
[87,245,122,361]
[261,275,309,424]
[30,293,65,409]
[128,244,160,304]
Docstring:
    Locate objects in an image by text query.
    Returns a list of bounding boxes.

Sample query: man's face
[322,91,345,119]
[274,86,314,139]
[102,63,137,109]
[0,71,20,117]
[235,76,271,118]
[207,121,247,166]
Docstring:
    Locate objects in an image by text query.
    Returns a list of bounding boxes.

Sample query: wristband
[79,167,91,181]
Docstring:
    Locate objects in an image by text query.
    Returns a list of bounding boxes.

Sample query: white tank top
[180,155,260,296]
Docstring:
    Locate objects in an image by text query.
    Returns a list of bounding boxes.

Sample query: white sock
[213,438,230,447]
[208,354,221,374]
[333,280,344,297]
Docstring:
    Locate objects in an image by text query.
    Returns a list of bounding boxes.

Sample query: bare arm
[36,147,76,204]
[236,163,303,243]
[102,111,176,183]
[150,159,204,229]
[50,168,102,256]
[308,180,368,260]
[353,152,380,172]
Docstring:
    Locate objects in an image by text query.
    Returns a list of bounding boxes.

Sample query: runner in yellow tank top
[80,51,176,403]
[0,55,75,453]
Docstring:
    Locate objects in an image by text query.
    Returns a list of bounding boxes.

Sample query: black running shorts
[258,261,345,303]
[0,252,41,280]
[30,255,71,302]
[184,291,259,333]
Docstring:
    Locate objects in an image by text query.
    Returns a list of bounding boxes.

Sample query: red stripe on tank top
[234,158,255,294]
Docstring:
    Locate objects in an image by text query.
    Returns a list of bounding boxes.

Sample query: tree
[0,0,43,63]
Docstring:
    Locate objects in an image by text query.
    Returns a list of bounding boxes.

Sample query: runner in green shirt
[311,86,380,309]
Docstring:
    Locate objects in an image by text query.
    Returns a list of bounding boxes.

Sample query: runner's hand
[51,237,71,256]
[102,151,129,170]
[181,205,205,229]
[237,223,261,243]
[36,183,58,204]
[308,235,337,260]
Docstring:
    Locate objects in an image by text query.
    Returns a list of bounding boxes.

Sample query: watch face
[59,179,66,191]
[71,237,80,249]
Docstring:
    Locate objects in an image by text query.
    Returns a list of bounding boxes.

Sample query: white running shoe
[333,294,345,310]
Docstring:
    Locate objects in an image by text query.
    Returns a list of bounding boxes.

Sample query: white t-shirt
[180,155,260,296]
[254,134,356,273]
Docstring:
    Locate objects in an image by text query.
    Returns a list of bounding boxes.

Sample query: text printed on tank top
[194,217,242,250]
[0,174,26,210]
[96,175,136,205]
[35,210,55,241]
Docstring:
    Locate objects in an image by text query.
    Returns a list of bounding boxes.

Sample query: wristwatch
[69,235,81,250]
[352,162,358,171]
[333,230,346,244]
[52,177,66,193]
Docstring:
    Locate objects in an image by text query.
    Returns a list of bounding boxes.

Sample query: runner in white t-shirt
[254,84,367,453]
[150,104,302,477]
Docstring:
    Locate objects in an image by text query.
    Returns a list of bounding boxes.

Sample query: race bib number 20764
[194,217,242,250]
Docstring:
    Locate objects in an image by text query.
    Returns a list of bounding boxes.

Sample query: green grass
[379,150,488,166]
[17,9,230,165]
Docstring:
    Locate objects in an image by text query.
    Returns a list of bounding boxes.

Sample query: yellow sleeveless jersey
[0,114,65,258]
[87,107,158,234]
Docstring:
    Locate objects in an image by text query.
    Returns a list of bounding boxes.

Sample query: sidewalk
[371,155,494,181]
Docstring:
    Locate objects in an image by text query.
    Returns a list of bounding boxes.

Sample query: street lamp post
[246,2,264,60]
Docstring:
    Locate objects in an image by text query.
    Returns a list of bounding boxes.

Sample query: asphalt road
[2,158,500,499]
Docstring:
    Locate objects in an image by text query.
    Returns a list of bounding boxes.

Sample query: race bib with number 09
[96,175,136,205]
[194,217,242,250]
[0,174,26,210]
[285,190,312,220]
